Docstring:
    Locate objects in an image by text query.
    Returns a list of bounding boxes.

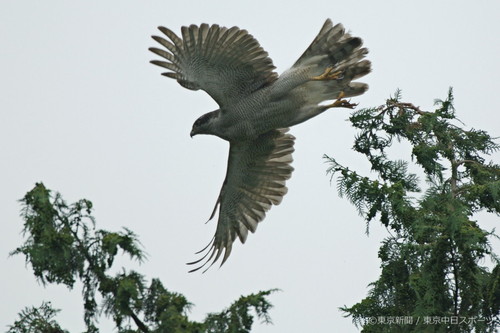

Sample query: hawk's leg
[311,67,344,81]
[287,91,357,127]
[321,91,357,110]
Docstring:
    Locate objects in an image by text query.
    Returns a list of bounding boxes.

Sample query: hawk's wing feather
[150,24,278,107]
[188,128,295,273]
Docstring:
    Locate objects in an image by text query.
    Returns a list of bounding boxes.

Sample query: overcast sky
[1,1,499,332]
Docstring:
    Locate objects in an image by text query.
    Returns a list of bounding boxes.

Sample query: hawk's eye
[196,113,212,126]
[194,117,205,127]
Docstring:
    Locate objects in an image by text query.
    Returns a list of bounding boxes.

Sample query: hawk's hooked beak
[190,124,200,137]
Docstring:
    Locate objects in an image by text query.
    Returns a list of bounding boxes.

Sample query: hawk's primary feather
[150,24,278,108]
[187,128,294,272]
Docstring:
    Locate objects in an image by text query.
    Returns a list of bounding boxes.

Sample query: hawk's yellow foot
[323,91,358,109]
[311,67,343,81]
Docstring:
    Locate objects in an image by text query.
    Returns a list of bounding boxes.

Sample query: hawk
[150,19,371,272]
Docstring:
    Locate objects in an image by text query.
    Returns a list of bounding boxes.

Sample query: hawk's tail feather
[289,19,371,107]
[293,19,370,82]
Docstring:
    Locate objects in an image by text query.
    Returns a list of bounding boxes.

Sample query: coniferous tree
[9,183,275,333]
[326,89,500,332]
[8,302,69,333]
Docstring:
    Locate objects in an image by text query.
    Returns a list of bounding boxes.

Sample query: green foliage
[7,302,68,333]
[10,183,276,333]
[141,278,200,332]
[326,89,500,332]
[11,183,146,331]
[204,289,277,333]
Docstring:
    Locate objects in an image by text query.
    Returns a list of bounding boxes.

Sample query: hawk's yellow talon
[322,91,357,109]
[311,67,343,81]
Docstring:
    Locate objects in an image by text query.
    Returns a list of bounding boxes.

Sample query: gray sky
[1,1,499,332]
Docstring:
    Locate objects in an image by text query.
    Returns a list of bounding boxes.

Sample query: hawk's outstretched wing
[188,128,295,272]
[150,24,278,108]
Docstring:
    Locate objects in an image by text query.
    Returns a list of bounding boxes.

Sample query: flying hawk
[150,19,371,272]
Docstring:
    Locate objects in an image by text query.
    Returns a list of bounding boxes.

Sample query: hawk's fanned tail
[294,18,371,100]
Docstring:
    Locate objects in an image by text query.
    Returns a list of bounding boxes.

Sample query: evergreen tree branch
[327,89,500,331]
[11,183,277,333]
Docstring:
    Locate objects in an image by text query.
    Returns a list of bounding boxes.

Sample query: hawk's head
[190,110,220,137]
